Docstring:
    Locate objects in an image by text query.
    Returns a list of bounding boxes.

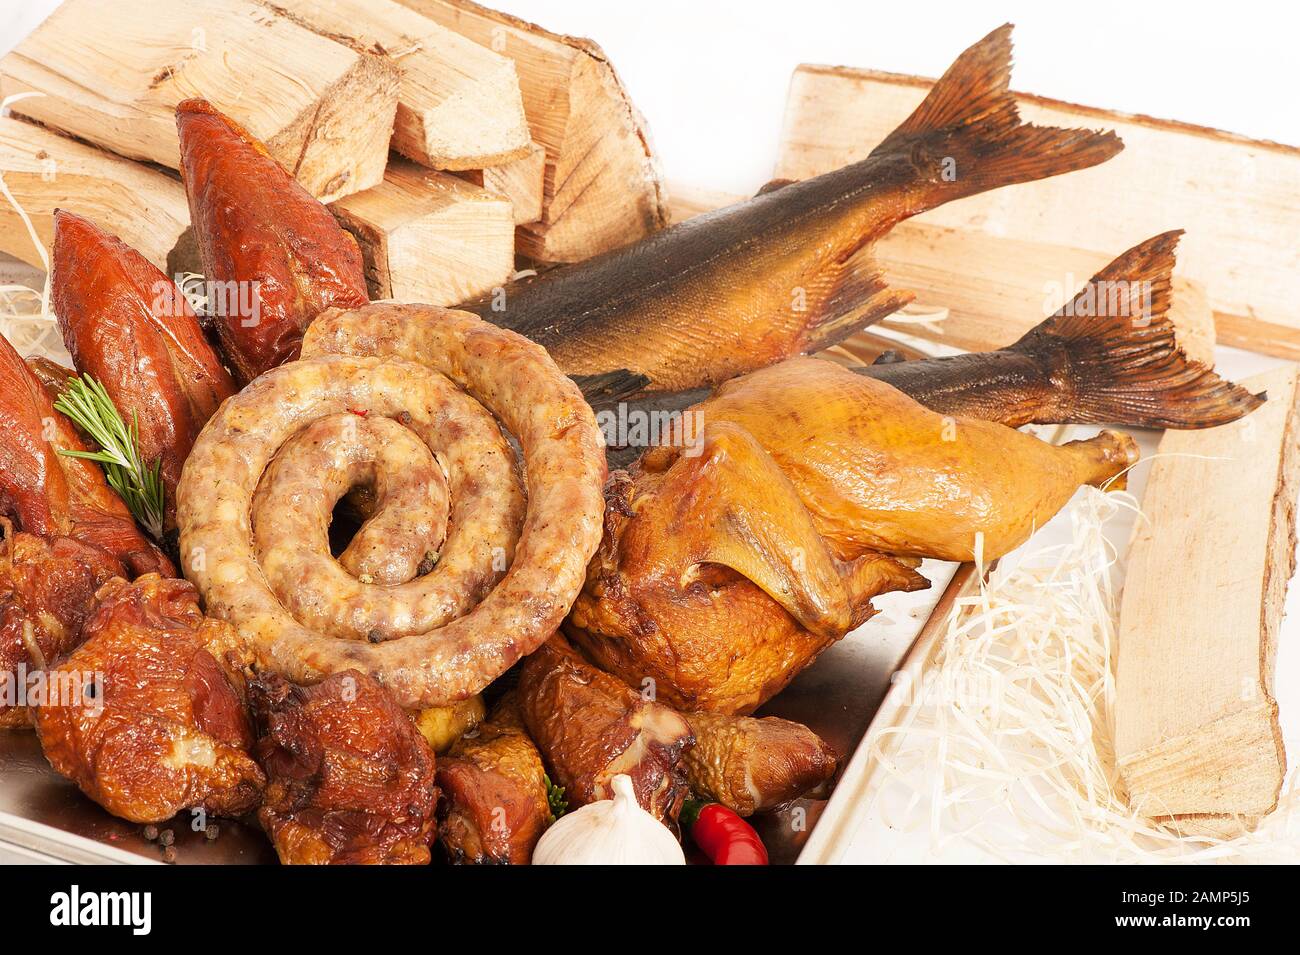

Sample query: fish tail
[872,24,1123,211]
[1011,231,1265,429]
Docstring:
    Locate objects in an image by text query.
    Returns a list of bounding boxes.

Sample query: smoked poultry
[250,669,439,865]
[0,332,170,578]
[49,210,236,527]
[568,359,1141,714]
[33,575,264,823]
[175,98,369,384]
[436,693,551,865]
[517,635,694,823]
[681,712,838,817]
[566,230,1268,716]
[463,24,1121,396]
[0,526,121,727]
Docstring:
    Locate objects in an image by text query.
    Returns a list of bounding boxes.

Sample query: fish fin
[871,24,1122,207]
[799,249,914,352]
[1012,231,1265,429]
[572,368,651,406]
[754,178,796,197]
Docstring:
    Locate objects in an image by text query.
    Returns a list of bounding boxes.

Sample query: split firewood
[262,0,531,171]
[776,63,1300,361]
[396,0,668,262]
[0,0,399,203]
[0,117,189,271]
[1116,365,1296,837]
[456,141,546,225]
[667,184,1217,368]
[331,157,514,306]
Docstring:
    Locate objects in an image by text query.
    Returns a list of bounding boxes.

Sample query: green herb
[53,374,165,540]
[544,774,568,823]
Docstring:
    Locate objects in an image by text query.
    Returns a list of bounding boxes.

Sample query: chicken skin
[50,210,236,527]
[34,575,264,823]
[175,99,368,385]
[569,358,1138,713]
[250,670,438,865]
[0,528,122,728]
[681,711,838,816]
[0,331,171,577]
[518,635,694,823]
[436,693,551,865]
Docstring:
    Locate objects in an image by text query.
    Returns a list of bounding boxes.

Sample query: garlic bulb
[532,774,686,865]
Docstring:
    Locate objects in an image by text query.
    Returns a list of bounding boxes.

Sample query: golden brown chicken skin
[0,332,171,577]
[436,693,550,865]
[175,99,368,384]
[569,358,1137,714]
[34,575,264,823]
[50,210,235,526]
[518,635,694,823]
[681,711,838,816]
[0,527,123,728]
[250,670,438,865]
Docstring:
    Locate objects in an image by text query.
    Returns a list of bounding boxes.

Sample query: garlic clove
[532,774,686,865]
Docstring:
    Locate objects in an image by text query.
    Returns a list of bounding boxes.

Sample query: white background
[2,0,1298,863]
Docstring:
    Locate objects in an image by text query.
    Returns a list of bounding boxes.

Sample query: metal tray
[0,560,955,864]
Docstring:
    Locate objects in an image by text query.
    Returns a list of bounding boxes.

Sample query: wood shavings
[868,486,1299,863]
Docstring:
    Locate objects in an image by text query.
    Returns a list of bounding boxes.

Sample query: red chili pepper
[348,408,369,417]
[680,799,768,865]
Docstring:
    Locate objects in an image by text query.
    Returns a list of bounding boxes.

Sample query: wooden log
[667,184,1217,368]
[1116,365,1296,835]
[261,0,530,171]
[395,0,667,262]
[455,141,546,224]
[331,157,514,306]
[775,63,1300,360]
[0,0,399,203]
[0,117,189,271]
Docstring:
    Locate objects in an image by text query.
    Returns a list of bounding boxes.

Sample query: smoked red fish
[50,209,236,526]
[175,99,368,384]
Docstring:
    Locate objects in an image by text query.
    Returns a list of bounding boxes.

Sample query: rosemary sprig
[53,374,165,541]
[544,774,568,823]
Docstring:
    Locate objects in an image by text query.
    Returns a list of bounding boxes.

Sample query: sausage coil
[178,305,607,708]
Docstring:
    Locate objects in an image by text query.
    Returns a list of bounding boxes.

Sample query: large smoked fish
[599,233,1264,468]
[464,25,1121,394]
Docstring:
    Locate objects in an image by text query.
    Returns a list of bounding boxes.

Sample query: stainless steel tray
[0,561,953,864]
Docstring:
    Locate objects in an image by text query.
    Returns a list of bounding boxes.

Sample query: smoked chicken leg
[436,693,551,865]
[569,359,1138,714]
[249,670,439,865]
[0,526,122,727]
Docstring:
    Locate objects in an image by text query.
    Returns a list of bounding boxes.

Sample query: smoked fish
[599,233,1264,468]
[464,25,1122,394]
